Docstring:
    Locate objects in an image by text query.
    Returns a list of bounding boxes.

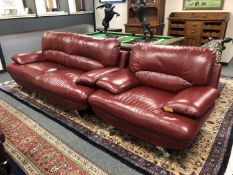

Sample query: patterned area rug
[0,78,233,175]
[0,98,107,175]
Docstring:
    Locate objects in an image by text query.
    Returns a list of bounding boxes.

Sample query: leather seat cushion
[7,62,67,82]
[89,87,202,141]
[35,69,94,103]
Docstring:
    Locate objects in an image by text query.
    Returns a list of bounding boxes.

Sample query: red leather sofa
[88,44,221,150]
[7,31,129,110]
[7,31,221,150]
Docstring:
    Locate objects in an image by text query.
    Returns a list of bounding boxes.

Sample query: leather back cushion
[70,34,120,67]
[42,31,73,53]
[43,50,104,71]
[42,32,120,67]
[136,71,192,93]
[129,44,215,85]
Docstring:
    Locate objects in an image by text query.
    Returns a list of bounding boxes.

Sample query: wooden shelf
[203,26,222,30]
[146,3,157,8]
[168,12,230,46]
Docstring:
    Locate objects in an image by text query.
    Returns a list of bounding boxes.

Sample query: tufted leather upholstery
[7,31,124,110]
[89,44,221,150]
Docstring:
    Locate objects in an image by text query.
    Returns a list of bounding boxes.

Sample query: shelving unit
[125,0,166,35]
[0,0,93,18]
[0,0,95,35]
[168,12,230,46]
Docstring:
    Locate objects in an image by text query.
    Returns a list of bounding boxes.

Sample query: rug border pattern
[1,78,232,175]
[0,98,108,175]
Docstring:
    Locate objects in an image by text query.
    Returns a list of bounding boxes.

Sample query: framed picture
[4,9,17,15]
[0,44,6,73]
[3,0,15,6]
[183,0,224,10]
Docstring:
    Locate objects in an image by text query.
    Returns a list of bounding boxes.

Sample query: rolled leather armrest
[76,67,119,86]
[118,50,130,68]
[163,86,220,118]
[96,69,140,94]
[11,51,44,64]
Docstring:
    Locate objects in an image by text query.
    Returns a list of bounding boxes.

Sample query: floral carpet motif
[0,78,233,175]
[0,98,107,175]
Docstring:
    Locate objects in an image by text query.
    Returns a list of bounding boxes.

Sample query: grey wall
[0,13,94,35]
[0,24,94,65]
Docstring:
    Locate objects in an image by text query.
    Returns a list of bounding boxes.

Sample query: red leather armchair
[89,44,221,150]
[7,31,128,110]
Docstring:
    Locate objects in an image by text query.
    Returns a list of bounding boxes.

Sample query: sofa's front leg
[156,146,171,157]
[0,159,11,175]
[156,147,181,158]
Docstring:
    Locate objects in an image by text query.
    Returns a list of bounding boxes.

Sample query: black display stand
[97,28,122,32]
[0,44,6,73]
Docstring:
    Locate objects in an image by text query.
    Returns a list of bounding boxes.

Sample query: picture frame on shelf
[4,9,17,15]
[183,0,224,10]
[3,0,15,6]
[0,44,6,73]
